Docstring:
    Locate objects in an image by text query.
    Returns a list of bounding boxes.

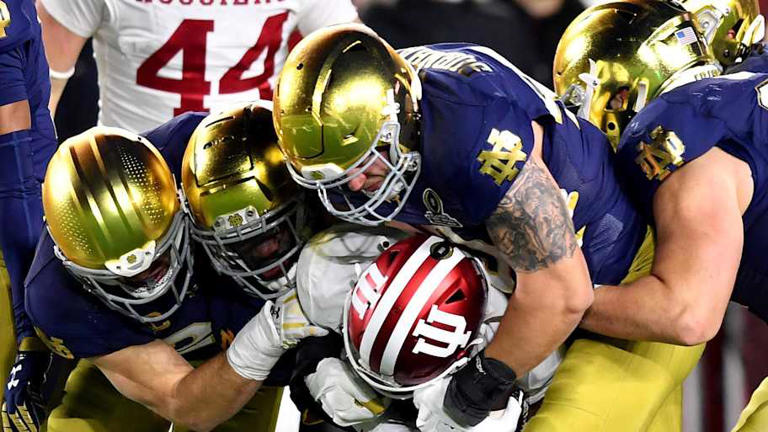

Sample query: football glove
[443,350,519,426]
[1,347,52,432]
[413,375,524,432]
[305,357,389,427]
[227,289,328,381]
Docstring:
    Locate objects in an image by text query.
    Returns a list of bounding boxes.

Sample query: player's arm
[92,341,260,432]
[35,1,87,117]
[483,122,593,376]
[580,148,749,345]
[438,122,591,428]
[94,290,326,431]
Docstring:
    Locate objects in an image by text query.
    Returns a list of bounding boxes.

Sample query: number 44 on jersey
[136,12,290,115]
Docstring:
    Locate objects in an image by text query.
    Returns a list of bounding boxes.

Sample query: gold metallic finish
[18,337,47,352]
[554,0,719,148]
[1,403,11,432]
[18,405,36,432]
[0,2,9,39]
[43,127,178,270]
[274,24,420,174]
[679,0,761,66]
[356,398,387,416]
[182,103,297,229]
[8,410,26,432]
[34,328,74,359]
[635,126,686,181]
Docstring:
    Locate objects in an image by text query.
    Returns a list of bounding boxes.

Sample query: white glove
[227,289,328,380]
[305,357,389,427]
[413,377,523,432]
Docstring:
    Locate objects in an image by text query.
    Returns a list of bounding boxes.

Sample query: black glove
[1,347,53,432]
[443,350,520,427]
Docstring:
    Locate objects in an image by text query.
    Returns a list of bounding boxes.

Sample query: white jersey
[296,224,563,404]
[41,0,358,131]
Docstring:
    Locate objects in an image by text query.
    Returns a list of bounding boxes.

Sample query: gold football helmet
[678,0,764,67]
[182,103,307,299]
[273,24,422,226]
[43,127,192,323]
[553,0,721,148]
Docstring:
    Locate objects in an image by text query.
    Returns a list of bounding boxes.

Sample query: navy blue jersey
[0,0,50,137]
[26,234,266,361]
[0,0,37,52]
[616,72,768,321]
[727,45,768,74]
[23,113,279,366]
[384,44,648,284]
[0,0,57,341]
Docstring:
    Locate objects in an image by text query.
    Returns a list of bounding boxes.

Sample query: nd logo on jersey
[412,305,471,358]
[477,128,528,186]
[635,126,686,181]
[0,1,9,38]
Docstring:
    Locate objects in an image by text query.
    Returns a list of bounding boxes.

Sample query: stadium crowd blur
[39,1,768,431]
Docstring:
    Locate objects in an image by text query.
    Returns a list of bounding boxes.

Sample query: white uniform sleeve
[40,0,109,38]
[296,224,409,332]
[295,0,359,36]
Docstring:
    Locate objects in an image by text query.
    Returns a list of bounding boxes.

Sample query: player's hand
[443,350,519,426]
[414,377,465,432]
[305,357,389,427]
[227,289,328,381]
[277,289,329,349]
[413,377,524,432]
[1,350,52,432]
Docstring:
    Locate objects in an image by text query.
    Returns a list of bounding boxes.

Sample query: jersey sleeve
[464,98,536,223]
[25,233,153,359]
[0,0,38,52]
[420,68,537,225]
[727,47,768,74]
[39,0,108,38]
[409,44,553,225]
[296,224,408,331]
[616,95,729,214]
[295,0,358,36]
[0,46,27,105]
[142,111,206,177]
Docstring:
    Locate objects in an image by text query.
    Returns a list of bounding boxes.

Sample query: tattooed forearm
[486,157,578,272]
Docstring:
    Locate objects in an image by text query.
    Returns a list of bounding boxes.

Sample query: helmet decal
[344,235,488,395]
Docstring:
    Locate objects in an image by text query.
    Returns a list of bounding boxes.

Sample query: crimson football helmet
[343,235,488,396]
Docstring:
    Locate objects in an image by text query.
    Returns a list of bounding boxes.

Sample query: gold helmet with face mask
[553,0,721,148]
[273,24,422,226]
[43,127,192,323]
[678,0,764,67]
[182,102,307,299]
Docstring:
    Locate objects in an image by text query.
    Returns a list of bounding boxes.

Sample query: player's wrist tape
[49,66,75,80]
[444,350,518,427]
[226,301,285,381]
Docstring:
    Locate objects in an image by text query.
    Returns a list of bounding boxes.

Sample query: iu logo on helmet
[412,305,472,358]
[351,264,387,319]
